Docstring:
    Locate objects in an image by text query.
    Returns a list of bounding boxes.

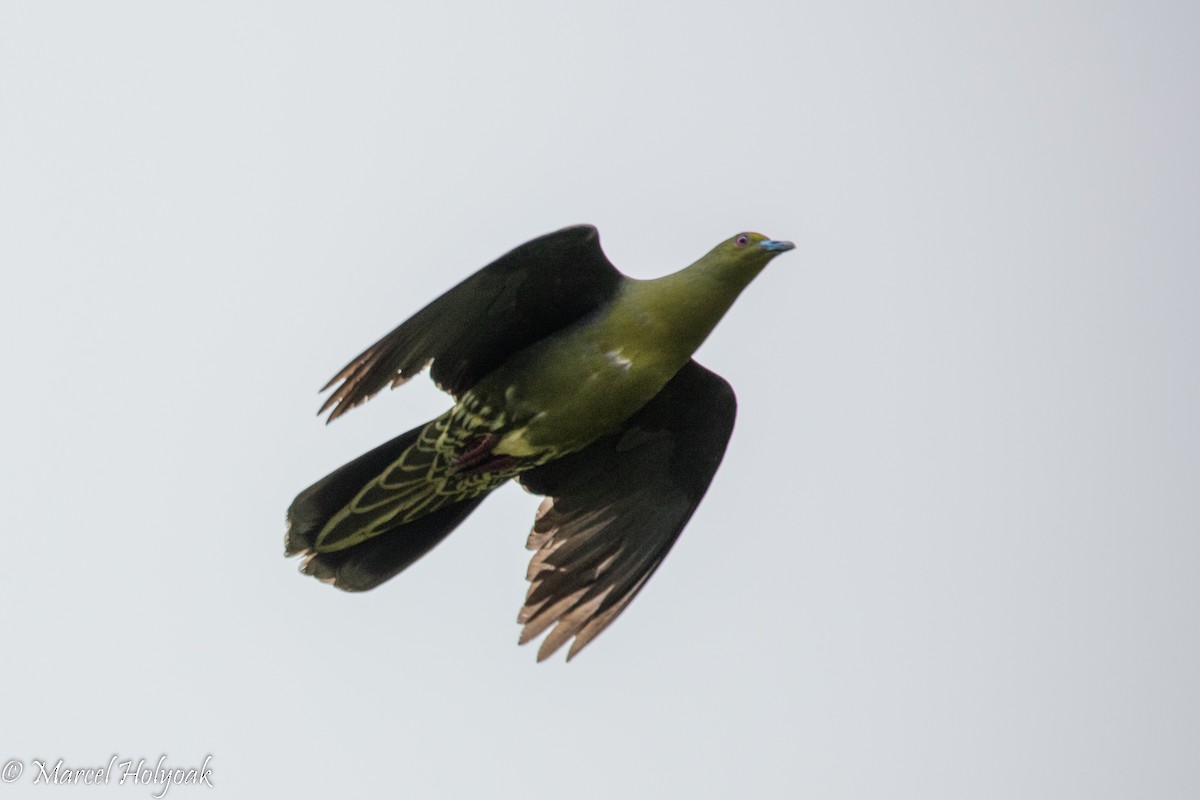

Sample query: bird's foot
[452,434,518,476]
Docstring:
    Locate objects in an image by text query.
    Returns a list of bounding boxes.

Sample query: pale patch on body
[496,425,538,457]
[605,348,633,371]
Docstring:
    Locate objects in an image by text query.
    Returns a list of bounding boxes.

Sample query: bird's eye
[735,234,750,247]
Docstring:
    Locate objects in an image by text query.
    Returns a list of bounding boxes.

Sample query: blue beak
[760,239,795,253]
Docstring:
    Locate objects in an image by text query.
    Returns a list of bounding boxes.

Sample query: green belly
[470,326,687,459]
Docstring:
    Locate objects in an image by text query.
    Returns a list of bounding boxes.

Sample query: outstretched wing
[516,360,738,661]
[320,225,623,421]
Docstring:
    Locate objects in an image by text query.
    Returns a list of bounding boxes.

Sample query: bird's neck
[620,253,766,361]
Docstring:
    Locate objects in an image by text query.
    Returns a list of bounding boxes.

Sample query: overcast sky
[2,1,1198,798]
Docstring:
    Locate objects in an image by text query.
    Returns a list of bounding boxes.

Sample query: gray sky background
[2,1,1198,797]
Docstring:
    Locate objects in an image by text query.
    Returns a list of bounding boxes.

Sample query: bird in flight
[286,225,795,660]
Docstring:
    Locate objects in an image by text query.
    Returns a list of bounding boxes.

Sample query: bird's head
[713,231,795,269]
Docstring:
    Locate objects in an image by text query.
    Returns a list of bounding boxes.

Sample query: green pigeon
[286,225,795,660]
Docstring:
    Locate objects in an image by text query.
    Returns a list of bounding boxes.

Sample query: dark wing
[320,224,623,421]
[516,360,737,661]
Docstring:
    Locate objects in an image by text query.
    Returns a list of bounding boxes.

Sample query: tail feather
[286,424,489,592]
[313,411,517,552]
